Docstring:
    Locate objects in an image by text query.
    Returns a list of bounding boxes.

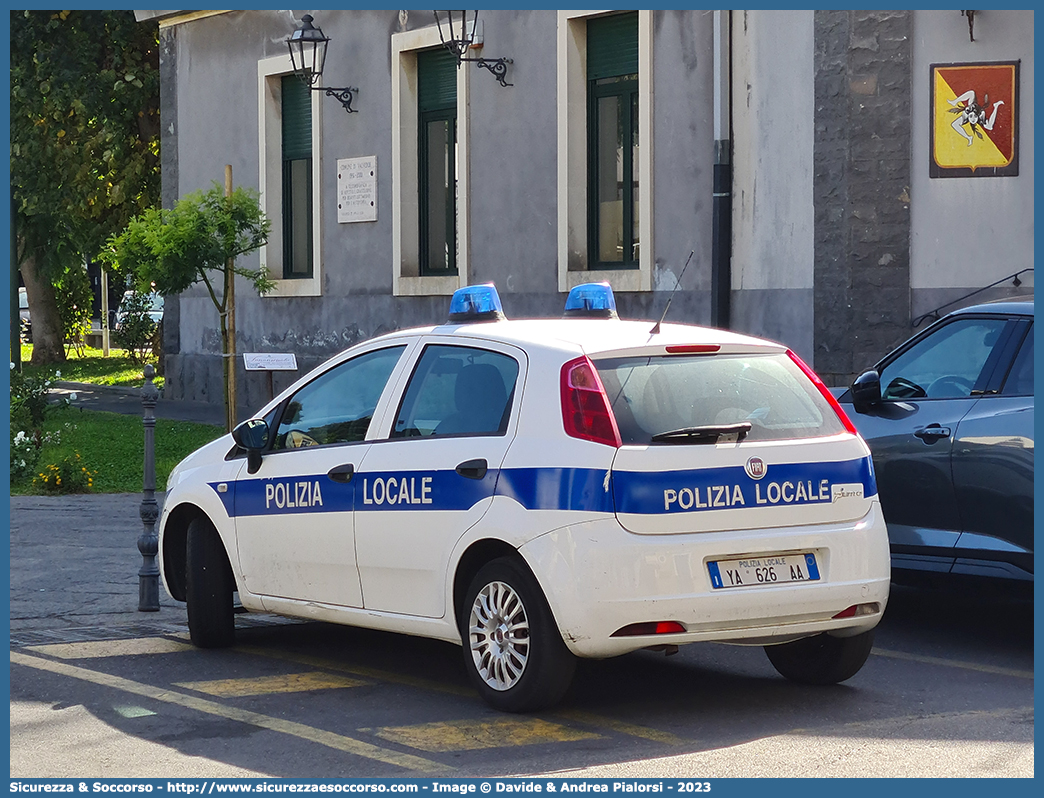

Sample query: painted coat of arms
[930,61,1019,178]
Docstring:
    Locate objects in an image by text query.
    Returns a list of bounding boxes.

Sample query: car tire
[185,516,236,648]
[459,557,576,712]
[764,629,875,685]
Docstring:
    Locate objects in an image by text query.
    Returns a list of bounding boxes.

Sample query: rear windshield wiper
[650,422,752,444]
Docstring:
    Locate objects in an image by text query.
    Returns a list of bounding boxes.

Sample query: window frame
[417,49,459,277]
[588,74,640,270]
[269,344,411,453]
[280,74,314,279]
[418,101,459,276]
[876,315,1018,401]
[392,27,471,296]
[258,53,323,297]
[390,343,521,441]
[994,319,1033,396]
[558,10,654,294]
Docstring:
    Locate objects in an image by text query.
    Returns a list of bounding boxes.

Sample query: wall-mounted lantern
[433,10,513,87]
[287,14,359,113]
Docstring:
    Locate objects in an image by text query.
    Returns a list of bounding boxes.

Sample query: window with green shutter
[418,49,458,276]
[587,12,639,270]
[282,75,313,278]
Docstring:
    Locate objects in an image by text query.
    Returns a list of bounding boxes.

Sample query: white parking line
[873,647,1033,680]
[10,651,450,772]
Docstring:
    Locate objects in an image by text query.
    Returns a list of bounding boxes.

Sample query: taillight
[611,621,686,637]
[786,349,859,436]
[832,603,880,619]
[560,355,622,447]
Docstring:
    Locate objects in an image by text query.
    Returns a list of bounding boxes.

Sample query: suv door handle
[455,458,488,480]
[327,463,355,483]
[914,425,951,442]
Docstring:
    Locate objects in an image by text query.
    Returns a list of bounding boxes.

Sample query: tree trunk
[20,249,66,365]
[220,312,231,433]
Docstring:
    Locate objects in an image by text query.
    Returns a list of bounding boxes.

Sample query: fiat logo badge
[745,456,767,480]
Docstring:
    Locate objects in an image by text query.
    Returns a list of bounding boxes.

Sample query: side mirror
[851,370,882,414]
[232,419,270,474]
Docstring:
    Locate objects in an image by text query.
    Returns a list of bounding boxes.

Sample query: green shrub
[10,429,40,483]
[10,362,55,429]
[56,263,94,357]
[112,290,158,364]
[9,363,71,484]
[33,452,96,494]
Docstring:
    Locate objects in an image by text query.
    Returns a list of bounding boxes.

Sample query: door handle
[914,425,951,442]
[455,458,488,480]
[327,463,355,483]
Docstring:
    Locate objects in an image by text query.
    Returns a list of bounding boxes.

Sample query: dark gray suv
[837,298,1033,585]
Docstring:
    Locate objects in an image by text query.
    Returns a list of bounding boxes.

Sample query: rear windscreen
[594,353,845,444]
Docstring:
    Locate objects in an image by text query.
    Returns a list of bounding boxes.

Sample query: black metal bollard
[138,364,160,611]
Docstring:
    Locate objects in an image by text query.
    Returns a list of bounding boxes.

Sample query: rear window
[594,353,845,444]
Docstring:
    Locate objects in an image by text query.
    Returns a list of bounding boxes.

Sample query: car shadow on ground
[11,579,1033,778]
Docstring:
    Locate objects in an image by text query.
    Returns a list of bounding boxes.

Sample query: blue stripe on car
[613,457,876,515]
[210,457,875,518]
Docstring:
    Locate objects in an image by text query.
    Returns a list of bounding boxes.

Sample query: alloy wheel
[467,579,530,691]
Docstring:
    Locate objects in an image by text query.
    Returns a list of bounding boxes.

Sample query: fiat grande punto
[160,283,890,711]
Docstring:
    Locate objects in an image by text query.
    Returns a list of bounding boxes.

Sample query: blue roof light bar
[448,283,507,323]
[564,282,619,319]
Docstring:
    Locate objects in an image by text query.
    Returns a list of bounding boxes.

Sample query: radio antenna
[650,249,695,334]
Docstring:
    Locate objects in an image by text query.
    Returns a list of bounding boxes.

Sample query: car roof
[366,317,787,357]
[948,295,1033,317]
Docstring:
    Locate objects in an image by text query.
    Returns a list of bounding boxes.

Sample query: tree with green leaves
[10,10,160,364]
[103,182,273,428]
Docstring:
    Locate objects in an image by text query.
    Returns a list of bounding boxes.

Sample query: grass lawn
[11,405,225,495]
[16,343,164,391]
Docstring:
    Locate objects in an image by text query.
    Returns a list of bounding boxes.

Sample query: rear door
[354,339,526,618]
[952,320,1034,576]
[595,349,875,536]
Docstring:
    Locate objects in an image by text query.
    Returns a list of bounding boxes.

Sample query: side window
[878,318,1009,400]
[273,346,406,450]
[1001,325,1033,396]
[392,345,519,438]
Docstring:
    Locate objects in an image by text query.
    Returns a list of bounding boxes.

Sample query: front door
[234,344,409,607]
[845,315,1014,569]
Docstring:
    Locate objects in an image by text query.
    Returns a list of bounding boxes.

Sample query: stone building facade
[137,9,1033,412]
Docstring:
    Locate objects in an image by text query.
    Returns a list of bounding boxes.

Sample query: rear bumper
[520,501,891,658]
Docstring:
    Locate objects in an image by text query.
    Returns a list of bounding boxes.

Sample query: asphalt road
[9,495,1034,779]
[49,381,225,426]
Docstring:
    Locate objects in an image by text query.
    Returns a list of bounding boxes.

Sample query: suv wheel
[186,517,236,648]
[459,557,575,712]
[764,629,875,685]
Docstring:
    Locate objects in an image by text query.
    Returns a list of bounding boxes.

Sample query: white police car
[160,284,890,712]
